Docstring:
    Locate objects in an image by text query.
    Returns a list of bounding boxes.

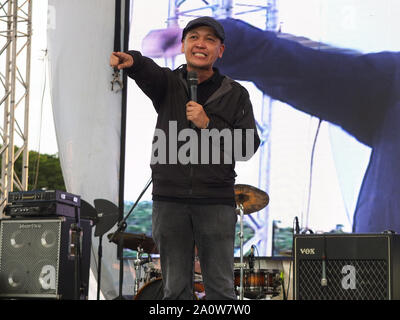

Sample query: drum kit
[108,184,281,300]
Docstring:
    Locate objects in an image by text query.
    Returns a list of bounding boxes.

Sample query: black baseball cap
[181,16,225,43]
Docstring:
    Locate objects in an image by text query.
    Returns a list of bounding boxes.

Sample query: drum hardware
[108,178,153,300]
[107,232,158,254]
[107,231,159,296]
[133,278,164,300]
[80,199,119,300]
[134,253,203,300]
[143,262,162,283]
[237,203,245,300]
[234,262,247,269]
[133,278,199,300]
[194,279,206,300]
[109,182,270,300]
[133,247,146,295]
[234,184,269,300]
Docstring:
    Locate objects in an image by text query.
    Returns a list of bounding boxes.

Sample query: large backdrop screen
[122,0,400,260]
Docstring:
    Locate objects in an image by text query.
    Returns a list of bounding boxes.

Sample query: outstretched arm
[110,50,168,110]
[215,18,397,146]
[110,51,134,69]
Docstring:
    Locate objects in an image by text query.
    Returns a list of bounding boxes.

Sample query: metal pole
[6,0,19,200]
[238,204,245,300]
[0,0,32,214]
[1,0,13,208]
[212,0,232,18]
[22,0,32,191]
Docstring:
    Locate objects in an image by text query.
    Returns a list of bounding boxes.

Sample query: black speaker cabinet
[294,233,400,300]
[0,216,92,299]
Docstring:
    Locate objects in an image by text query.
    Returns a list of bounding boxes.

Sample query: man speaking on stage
[110,16,260,300]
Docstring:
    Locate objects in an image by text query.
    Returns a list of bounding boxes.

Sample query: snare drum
[264,269,281,295]
[234,269,281,299]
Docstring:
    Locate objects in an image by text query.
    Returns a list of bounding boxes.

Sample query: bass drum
[134,278,199,300]
[134,278,164,300]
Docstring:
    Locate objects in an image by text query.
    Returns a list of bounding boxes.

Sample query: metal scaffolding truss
[0,0,31,211]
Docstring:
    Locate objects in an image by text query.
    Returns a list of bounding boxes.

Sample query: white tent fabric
[47,0,125,299]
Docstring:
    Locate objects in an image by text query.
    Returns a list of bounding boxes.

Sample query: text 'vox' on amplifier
[0,217,92,300]
[294,233,400,300]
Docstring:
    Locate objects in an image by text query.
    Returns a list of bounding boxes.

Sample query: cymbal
[93,199,119,237]
[80,199,98,224]
[234,184,269,215]
[81,199,119,237]
[107,232,159,254]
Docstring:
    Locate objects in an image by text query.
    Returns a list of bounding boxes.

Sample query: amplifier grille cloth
[298,259,387,300]
[0,220,61,297]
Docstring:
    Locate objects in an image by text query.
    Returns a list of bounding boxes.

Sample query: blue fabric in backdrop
[215,18,400,233]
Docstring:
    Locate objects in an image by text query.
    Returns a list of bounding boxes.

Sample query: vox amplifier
[294,233,400,300]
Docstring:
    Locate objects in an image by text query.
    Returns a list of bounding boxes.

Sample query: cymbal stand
[237,203,246,300]
[108,178,152,299]
[133,247,144,296]
[97,235,103,300]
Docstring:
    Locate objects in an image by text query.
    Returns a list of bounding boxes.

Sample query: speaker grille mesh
[0,219,62,298]
[298,259,388,300]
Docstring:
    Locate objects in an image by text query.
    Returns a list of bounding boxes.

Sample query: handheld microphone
[187,71,198,128]
[187,71,198,102]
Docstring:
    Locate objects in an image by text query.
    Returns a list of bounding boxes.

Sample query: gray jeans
[152,201,237,300]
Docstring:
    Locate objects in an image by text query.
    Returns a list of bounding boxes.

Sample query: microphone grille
[187,71,198,85]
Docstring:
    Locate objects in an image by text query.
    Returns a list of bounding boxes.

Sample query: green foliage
[123,201,153,258]
[234,222,255,250]
[13,148,66,191]
[124,200,153,235]
[122,200,256,256]
[272,225,293,257]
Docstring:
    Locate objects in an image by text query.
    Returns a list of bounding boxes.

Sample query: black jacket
[127,50,260,200]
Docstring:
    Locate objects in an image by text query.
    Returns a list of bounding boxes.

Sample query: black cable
[253,244,261,271]
[285,217,297,299]
[97,236,103,300]
[252,245,263,299]
[281,271,287,300]
[304,119,322,230]
[33,50,48,189]
[285,260,292,300]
